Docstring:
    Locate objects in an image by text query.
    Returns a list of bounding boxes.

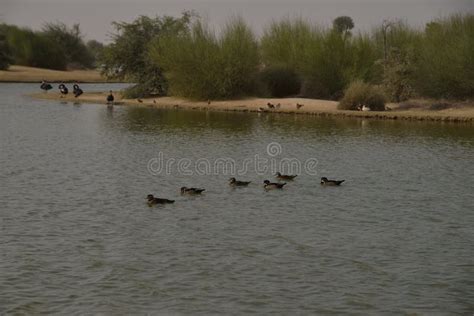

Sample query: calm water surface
[1,84,473,314]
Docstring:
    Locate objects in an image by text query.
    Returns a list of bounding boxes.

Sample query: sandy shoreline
[28,91,474,123]
[0,65,116,83]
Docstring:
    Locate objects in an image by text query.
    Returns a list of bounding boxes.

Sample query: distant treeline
[0,22,103,70]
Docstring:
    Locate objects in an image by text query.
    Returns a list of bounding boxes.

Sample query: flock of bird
[258,102,305,112]
[40,81,115,105]
[41,81,84,98]
[147,174,345,206]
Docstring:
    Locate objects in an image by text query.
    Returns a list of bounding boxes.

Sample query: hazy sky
[1,0,473,42]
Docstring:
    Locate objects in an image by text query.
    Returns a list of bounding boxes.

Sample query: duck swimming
[40,81,52,92]
[275,172,297,180]
[180,187,205,195]
[263,180,286,189]
[147,194,175,205]
[73,84,83,98]
[320,177,345,186]
[229,177,251,186]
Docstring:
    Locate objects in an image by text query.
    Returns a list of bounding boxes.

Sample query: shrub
[153,17,259,100]
[42,22,94,69]
[338,80,387,111]
[258,66,301,97]
[101,13,194,97]
[1,24,67,70]
[0,29,12,70]
[412,14,474,98]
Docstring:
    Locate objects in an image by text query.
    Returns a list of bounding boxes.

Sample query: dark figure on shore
[106,91,114,107]
[296,103,304,109]
[58,84,68,98]
[267,102,275,109]
[73,84,83,98]
[40,81,52,93]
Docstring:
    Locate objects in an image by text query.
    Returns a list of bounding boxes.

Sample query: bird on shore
[153,99,156,104]
[357,104,370,111]
[258,107,269,112]
[180,187,205,195]
[73,84,83,98]
[137,99,143,103]
[296,103,304,109]
[320,177,345,186]
[229,177,251,187]
[207,99,211,105]
[267,102,275,109]
[40,81,52,92]
[263,180,286,189]
[275,172,297,181]
[58,84,68,97]
[275,103,281,109]
[106,91,114,106]
[147,194,175,205]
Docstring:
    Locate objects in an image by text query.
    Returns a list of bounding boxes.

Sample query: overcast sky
[1,0,473,42]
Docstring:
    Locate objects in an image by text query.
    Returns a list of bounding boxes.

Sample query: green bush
[413,14,474,98]
[0,29,12,70]
[153,17,259,100]
[258,66,301,97]
[42,22,94,69]
[1,24,67,70]
[338,80,387,111]
[101,13,194,97]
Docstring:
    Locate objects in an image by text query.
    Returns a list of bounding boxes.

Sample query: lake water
[1,83,473,314]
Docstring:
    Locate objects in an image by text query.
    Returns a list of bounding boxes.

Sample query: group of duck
[258,102,305,112]
[40,81,83,98]
[147,173,345,206]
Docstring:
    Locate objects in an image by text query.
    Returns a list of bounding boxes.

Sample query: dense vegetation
[100,13,194,98]
[1,13,471,105]
[0,22,100,70]
[119,13,469,102]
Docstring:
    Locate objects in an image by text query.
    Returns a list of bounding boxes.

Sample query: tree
[0,28,12,70]
[101,12,195,98]
[42,22,94,68]
[333,16,354,35]
[86,40,104,67]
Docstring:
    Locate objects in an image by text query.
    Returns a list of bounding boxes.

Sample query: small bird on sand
[296,103,304,109]
[275,103,281,109]
[40,81,52,92]
[229,177,251,187]
[153,99,156,104]
[180,187,205,195]
[137,99,143,103]
[207,99,211,105]
[267,102,275,109]
[275,172,297,180]
[263,180,286,189]
[147,194,175,205]
[320,177,345,186]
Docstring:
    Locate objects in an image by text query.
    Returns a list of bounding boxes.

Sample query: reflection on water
[0,83,473,314]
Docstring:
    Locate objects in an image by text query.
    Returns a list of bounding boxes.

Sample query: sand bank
[30,91,474,123]
[0,65,114,83]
